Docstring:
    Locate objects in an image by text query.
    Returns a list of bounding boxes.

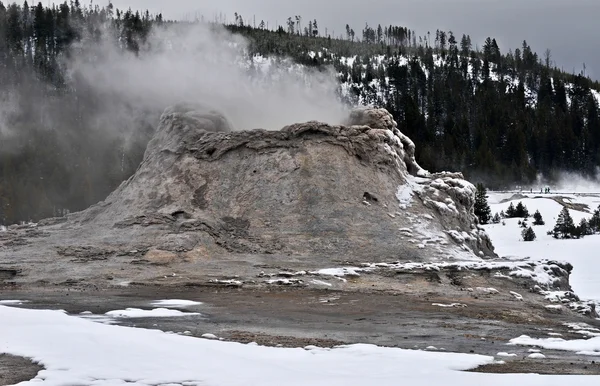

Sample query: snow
[0,300,28,305]
[105,308,200,318]
[432,303,467,308]
[496,352,518,357]
[3,305,600,386]
[527,353,547,359]
[201,333,219,340]
[311,279,333,287]
[510,335,600,356]
[313,267,362,277]
[150,299,203,308]
[485,192,600,308]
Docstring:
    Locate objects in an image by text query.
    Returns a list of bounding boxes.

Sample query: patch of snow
[510,291,524,301]
[150,300,203,308]
[311,279,333,287]
[105,308,200,318]
[545,305,562,310]
[496,352,518,357]
[210,279,243,286]
[510,334,600,355]
[527,353,547,359]
[0,300,28,305]
[432,303,467,308]
[313,267,362,277]
[4,300,600,384]
[201,333,218,340]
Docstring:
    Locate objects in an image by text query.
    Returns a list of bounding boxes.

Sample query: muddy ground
[2,283,600,383]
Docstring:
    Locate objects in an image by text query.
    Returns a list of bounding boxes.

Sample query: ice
[4,305,600,385]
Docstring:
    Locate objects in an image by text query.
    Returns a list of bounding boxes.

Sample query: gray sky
[110,0,600,79]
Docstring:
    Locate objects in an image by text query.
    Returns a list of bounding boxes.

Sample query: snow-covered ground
[1,304,600,385]
[485,192,600,307]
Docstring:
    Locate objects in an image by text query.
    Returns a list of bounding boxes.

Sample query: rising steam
[67,22,348,132]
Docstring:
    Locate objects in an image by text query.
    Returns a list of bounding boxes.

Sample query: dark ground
[2,284,600,384]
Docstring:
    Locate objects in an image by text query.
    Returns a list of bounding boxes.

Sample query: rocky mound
[72,104,493,259]
[1,104,496,285]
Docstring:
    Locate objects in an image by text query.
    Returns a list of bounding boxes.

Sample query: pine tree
[474,183,491,224]
[577,218,590,238]
[522,226,536,241]
[515,201,529,218]
[492,213,501,224]
[551,207,576,239]
[532,210,545,225]
[589,206,600,234]
[505,203,516,218]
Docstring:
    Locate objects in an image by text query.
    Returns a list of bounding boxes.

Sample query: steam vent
[0,104,497,285]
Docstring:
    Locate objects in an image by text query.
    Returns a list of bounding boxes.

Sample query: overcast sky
[109,0,599,79]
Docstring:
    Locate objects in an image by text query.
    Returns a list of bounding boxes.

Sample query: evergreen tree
[492,212,501,224]
[474,183,491,224]
[506,203,516,218]
[589,206,600,234]
[522,226,536,241]
[577,218,591,238]
[551,207,576,239]
[532,210,545,225]
[515,201,529,218]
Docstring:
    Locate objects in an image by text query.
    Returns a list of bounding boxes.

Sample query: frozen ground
[485,191,600,308]
[1,304,600,386]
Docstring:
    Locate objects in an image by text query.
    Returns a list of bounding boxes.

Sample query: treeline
[226,17,600,187]
[0,1,161,224]
[1,2,600,224]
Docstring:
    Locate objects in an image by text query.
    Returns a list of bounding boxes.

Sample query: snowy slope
[2,304,600,385]
[484,192,600,307]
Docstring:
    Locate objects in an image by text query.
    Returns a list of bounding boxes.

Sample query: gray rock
[0,105,495,286]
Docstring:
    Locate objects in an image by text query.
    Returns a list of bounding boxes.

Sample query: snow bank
[2,305,600,385]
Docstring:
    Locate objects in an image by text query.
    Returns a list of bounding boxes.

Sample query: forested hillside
[1,1,599,224]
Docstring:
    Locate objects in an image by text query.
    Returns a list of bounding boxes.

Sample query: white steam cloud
[67,22,348,131]
[531,171,600,194]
